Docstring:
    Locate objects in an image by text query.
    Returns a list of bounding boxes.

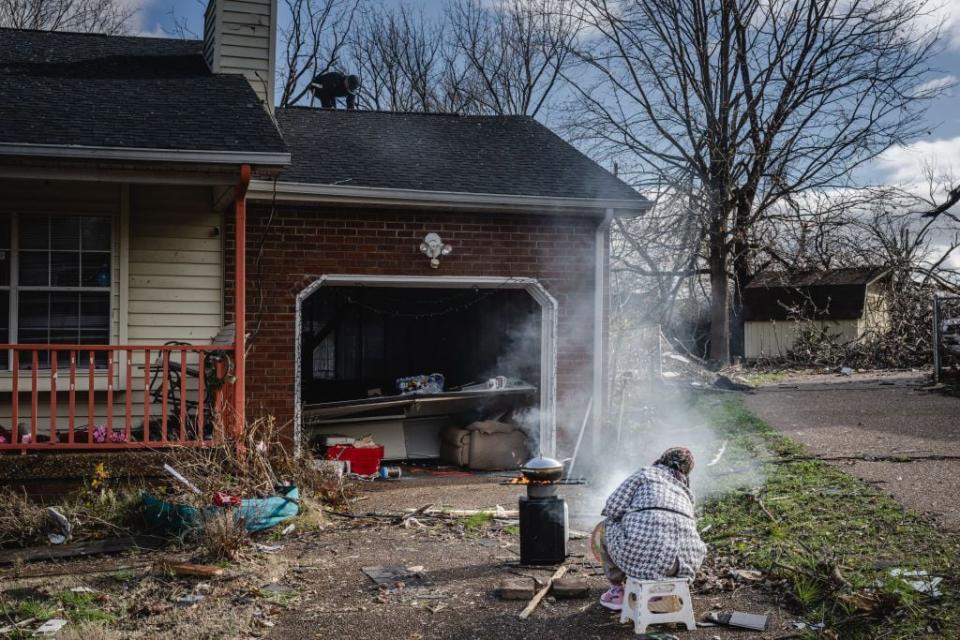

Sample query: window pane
[0,214,9,249]
[19,217,49,250]
[51,252,80,287]
[18,292,49,330]
[19,251,49,286]
[50,293,80,328]
[51,217,80,250]
[81,218,111,251]
[0,247,9,287]
[79,293,110,333]
[0,293,7,368]
[81,252,111,287]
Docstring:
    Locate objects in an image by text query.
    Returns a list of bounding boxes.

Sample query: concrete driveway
[745,370,960,530]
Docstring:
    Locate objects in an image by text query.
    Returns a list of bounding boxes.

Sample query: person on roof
[591,447,707,610]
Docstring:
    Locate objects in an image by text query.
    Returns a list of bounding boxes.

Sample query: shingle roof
[0,29,286,159]
[746,267,889,289]
[274,107,646,202]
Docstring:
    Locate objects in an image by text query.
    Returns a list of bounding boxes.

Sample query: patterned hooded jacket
[601,465,707,579]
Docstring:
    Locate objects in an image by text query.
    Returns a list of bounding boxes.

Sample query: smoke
[563,329,767,529]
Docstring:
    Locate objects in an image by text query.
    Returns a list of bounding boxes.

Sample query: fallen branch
[394,503,433,526]
[519,565,568,620]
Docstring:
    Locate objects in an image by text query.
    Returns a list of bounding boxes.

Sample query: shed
[742,267,890,360]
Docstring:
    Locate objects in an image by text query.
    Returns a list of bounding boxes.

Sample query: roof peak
[277,106,533,120]
[0,27,200,45]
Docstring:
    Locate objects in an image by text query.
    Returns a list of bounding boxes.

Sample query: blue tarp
[143,486,299,535]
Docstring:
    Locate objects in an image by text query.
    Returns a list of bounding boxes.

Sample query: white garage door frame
[294,274,559,457]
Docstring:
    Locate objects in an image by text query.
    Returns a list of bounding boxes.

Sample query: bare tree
[572,0,946,365]
[448,0,579,117]
[278,0,360,108]
[0,0,133,33]
[349,6,477,113]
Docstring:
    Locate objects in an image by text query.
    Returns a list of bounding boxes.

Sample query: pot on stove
[520,456,565,483]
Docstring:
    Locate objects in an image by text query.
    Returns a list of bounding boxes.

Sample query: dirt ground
[259,476,796,640]
[745,369,960,530]
[2,474,800,640]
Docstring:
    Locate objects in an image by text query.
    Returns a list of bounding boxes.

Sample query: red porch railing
[0,344,234,452]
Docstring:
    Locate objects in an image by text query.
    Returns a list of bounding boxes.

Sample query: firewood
[160,562,224,578]
[519,565,567,619]
[550,577,590,599]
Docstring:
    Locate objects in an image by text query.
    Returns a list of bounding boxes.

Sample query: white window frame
[1,211,117,377]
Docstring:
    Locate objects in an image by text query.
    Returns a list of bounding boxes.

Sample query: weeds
[697,394,960,639]
[460,512,493,531]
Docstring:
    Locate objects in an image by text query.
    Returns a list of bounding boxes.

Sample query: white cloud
[914,74,957,96]
[874,136,960,186]
[918,0,960,50]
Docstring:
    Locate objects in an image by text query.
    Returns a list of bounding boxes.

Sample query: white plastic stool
[619,577,697,634]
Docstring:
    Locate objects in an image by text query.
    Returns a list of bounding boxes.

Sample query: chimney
[203,0,277,109]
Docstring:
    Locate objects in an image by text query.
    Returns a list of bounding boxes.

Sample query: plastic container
[326,445,384,476]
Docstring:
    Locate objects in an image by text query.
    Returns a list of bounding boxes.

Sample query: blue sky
[132,0,960,190]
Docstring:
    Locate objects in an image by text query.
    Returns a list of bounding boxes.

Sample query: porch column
[233,165,251,437]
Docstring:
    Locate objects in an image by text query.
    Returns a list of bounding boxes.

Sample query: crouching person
[592,447,707,610]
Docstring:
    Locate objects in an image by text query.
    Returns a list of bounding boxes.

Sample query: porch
[0,166,251,452]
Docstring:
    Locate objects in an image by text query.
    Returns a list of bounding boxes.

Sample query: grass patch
[56,591,116,624]
[502,524,520,536]
[697,394,960,639]
[460,512,494,531]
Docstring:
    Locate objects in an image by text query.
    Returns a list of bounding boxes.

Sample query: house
[742,267,890,360]
[0,0,649,459]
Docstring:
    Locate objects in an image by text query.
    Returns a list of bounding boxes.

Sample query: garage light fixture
[420,232,453,269]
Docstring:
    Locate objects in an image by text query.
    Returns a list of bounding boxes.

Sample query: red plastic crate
[325,445,384,476]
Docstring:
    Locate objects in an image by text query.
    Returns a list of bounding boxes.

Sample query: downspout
[591,208,614,455]
[234,164,251,438]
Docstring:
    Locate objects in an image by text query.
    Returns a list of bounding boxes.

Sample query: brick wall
[225,204,601,443]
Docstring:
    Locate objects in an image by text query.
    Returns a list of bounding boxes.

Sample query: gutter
[591,207,615,455]
[247,179,651,215]
[0,142,291,167]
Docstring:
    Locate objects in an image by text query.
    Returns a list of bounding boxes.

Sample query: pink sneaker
[600,585,624,610]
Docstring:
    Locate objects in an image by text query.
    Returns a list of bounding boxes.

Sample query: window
[0,214,112,369]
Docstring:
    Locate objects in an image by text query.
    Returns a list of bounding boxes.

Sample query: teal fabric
[143,486,299,535]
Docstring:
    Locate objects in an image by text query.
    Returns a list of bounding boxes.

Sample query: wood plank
[0,536,165,566]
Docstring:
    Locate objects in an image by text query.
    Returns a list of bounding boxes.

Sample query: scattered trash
[362,565,432,588]
[379,465,403,479]
[729,569,763,582]
[175,594,205,606]
[163,463,202,495]
[34,618,69,636]
[46,507,72,543]
[255,543,284,553]
[707,440,728,467]
[69,586,96,593]
[213,492,242,507]
[887,568,943,597]
[705,611,770,631]
[839,367,854,376]
[397,373,445,395]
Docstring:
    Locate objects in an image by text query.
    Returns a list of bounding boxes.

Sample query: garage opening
[295,276,557,466]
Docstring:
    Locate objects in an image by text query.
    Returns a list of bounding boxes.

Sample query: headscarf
[654,447,694,486]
